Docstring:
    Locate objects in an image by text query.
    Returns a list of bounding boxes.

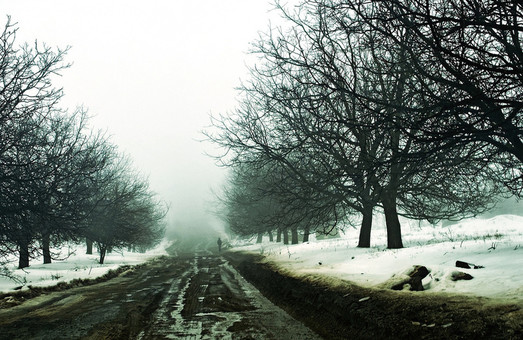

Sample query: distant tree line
[207,0,521,248]
[0,17,166,269]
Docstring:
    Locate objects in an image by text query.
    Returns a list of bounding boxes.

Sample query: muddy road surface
[1,250,521,339]
[0,252,320,339]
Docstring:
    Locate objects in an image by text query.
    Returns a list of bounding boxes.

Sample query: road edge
[224,250,522,340]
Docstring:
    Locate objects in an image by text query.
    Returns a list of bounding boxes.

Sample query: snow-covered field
[0,241,169,294]
[231,214,523,304]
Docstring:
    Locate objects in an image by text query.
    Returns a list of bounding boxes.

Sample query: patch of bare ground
[0,263,143,309]
[225,251,522,340]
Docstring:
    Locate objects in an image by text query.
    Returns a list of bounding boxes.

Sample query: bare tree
[344,0,523,195]
[0,17,71,268]
[219,153,343,245]
[0,18,166,268]
[207,0,506,249]
[86,157,166,264]
[35,109,115,264]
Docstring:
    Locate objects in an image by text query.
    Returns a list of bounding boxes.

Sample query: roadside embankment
[224,250,522,340]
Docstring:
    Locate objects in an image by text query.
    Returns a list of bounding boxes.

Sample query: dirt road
[0,252,320,339]
[1,249,521,339]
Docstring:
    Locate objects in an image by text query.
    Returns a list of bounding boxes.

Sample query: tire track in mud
[0,252,321,339]
[138,253,321,339]
[0,256,193,340]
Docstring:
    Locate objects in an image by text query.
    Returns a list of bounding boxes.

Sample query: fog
[1,1,276,243]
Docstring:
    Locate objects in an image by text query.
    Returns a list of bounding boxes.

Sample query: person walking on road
[217,237,222,252]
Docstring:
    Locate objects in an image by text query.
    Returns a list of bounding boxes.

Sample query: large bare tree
[0,17,71,268]
[343,0,523,195]
[208,0,506,249]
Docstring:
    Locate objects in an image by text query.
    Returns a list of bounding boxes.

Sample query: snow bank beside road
[232,215,523,303]
[0,241,169,293]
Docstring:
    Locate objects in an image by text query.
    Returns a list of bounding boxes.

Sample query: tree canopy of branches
[85,157,167,264]
[341,0,523,195]
[207,0,514,248]
[220,155,344,244]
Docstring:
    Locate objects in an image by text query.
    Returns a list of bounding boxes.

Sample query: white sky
[1,1,277,235]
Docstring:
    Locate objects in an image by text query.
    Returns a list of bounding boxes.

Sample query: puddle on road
[196,311,242,339]
[137,256,246,339]
[169,257,203,337]
[138,255,320,339]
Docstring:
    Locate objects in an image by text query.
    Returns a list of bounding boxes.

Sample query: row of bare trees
[208,0,521,248]
[0,18,166,269]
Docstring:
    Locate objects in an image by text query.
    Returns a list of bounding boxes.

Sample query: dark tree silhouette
[0,18,71,268]
[86,157,166,264]
[207,0,507,249]
[342,0,523,195]
[0,17,165,268]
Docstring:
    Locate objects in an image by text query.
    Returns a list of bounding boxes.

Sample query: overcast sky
[1,0,276,237]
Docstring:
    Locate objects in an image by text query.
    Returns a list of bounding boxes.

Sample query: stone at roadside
[451,271,474,281]
[456,260,484,269]
[391,265,430,291]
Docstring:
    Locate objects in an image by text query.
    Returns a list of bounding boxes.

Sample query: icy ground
[0,241,168,293]
[231,214,523,304]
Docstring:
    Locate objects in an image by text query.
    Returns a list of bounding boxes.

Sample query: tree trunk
[268,230,274,242]
[291,227,299,244]
[358,204,374,248]
[86,238,93,255]
[283,229,289,244]
[303,226,310,243]
[256,232,263,244]
[276,228,282,243]
[42,232,52,264]
[18,236,30,269]
[99,246,107,264]
[382,190,403,249]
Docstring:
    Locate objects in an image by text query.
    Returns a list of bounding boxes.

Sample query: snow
[0,240,169,294]
[231,214,523,304]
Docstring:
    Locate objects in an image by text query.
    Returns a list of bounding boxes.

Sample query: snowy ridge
[232,215,523,303]
[0,240,170,294]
